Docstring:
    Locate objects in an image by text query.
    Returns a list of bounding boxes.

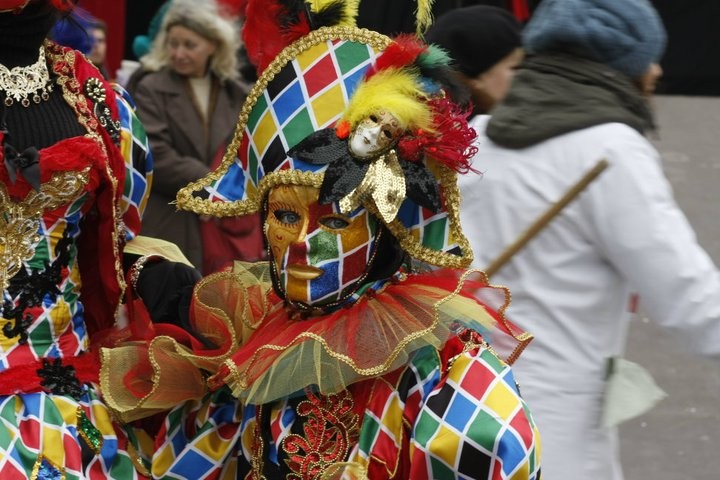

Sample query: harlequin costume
[0,1,152,478]
[100,1,541,479]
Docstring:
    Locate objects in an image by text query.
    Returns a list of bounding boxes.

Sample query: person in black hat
[425,5,523,115]
[458,0,720,478]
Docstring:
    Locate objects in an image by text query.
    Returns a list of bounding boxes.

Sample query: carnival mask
[265,184,379,308]
[348,110,404,159]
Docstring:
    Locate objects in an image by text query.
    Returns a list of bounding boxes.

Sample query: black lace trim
[1,229,72,344]
[37,357,83,398]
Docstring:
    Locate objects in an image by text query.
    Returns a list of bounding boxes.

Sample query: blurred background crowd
[70,0,720,95]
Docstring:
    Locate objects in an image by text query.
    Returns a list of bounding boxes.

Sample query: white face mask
[348,110,403,159]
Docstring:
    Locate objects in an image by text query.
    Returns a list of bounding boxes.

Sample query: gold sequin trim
[0,169,90,291]
[125,441,152,478]
[31,455,66,480]
[339,149,405,223]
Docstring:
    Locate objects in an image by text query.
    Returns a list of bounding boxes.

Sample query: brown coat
[134,68,247,267]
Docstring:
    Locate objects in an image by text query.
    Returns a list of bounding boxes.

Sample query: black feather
[278,0,309,30]
[402,160,442,212]
[287,128,348,165]
[319,156,369,204]
[310,1,346,29]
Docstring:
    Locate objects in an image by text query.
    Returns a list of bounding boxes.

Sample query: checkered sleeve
[113,84,153,241]
[409,344,542,480]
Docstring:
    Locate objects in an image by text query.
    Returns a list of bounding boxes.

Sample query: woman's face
[467,47,523,114]
[265,185,379,306]
[166,24,217,78]
[88,26,107,66]
[348,111,404,159]
[637,63,663,97]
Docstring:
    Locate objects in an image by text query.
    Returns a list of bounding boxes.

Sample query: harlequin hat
[176,0,476,268]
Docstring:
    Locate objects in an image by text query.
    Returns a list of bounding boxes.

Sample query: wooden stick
[484,158,610,278]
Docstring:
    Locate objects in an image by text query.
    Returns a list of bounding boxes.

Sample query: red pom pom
[335,120,351,139]
[396,96,478,174]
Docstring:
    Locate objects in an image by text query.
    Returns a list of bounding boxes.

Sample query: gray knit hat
[523,0,667,78]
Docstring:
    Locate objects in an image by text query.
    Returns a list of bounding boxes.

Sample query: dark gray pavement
[620,95,720,480]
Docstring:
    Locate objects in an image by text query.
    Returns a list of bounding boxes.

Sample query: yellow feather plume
[308,0,360,26]
[342,68,434,134]
[415,0,435,34]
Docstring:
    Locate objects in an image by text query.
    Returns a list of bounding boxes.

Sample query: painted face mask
[265,184,379,308]
[348,110,404,159]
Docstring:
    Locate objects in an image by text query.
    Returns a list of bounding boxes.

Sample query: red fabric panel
[510,0,530,22]
[79,0,127,79]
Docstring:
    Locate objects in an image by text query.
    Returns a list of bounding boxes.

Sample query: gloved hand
[135,259,200,324]
[124,254,213,347]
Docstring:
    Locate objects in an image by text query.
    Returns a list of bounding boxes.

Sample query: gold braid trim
[0,169,90,291]
[381,164,473,268]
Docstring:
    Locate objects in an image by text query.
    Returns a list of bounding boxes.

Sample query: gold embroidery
[282,389,359,480]
[249,405,267,480]
[0,169,90,291]
[46,42,127,320]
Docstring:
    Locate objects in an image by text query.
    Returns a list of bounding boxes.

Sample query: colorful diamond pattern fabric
[114,84,153,242]
[151,389,243,480]
[0,388,146,479]
[407,347,541,480]
[145,336,540,479]
[177,28,471,267]
[345,343,540,479]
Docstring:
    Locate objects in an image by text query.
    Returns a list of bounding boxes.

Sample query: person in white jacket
[459,0,720,479]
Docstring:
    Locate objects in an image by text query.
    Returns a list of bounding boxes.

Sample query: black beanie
[425,6,521,78]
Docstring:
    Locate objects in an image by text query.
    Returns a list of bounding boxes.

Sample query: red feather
[282,14,311,45]
[242,0,310,75]
[365,34,427,79]
[49,0,74,11]
[397,96,478,174]
[217,0,247,18]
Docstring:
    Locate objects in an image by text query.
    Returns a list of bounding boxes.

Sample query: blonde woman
[134,0,255,271]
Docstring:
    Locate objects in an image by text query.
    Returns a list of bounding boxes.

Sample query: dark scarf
[486,52,656,149]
